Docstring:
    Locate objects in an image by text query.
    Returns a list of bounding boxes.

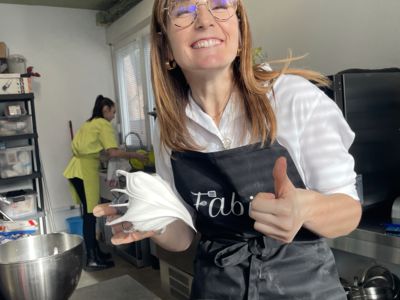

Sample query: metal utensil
[0,208,14,222]
[0,196,14,222]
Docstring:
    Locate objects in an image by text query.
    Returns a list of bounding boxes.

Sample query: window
[114,31,155,150]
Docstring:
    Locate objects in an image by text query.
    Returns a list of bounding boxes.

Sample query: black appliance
[331,70,400,210]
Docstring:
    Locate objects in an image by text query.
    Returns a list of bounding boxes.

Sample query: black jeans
[68,177,96,252]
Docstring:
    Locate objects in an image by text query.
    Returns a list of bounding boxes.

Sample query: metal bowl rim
[0,232,83,265]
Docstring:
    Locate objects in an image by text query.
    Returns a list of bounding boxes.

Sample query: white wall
[243,0,400,74]
[0,4,115,231]
[107,0,400,74]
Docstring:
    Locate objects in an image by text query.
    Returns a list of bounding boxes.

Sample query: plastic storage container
[0,115,32,136]
[0,189,37,219]
[66,216,83,236]
[0,146,33,178]
[7,54,26,74]
[4,102,27,117]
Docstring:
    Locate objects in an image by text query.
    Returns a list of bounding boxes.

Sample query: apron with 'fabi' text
[171,142,346,300]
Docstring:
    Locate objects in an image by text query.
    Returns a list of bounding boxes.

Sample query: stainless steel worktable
[327,210,400,265]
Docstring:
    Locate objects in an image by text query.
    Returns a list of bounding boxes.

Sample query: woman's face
[102,105,116,121]
[165,0,240,75]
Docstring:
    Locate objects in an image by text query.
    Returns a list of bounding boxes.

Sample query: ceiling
[0,0,120,10]
[0,0,143,25]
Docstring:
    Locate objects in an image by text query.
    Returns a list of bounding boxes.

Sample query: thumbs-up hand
[249,157,309,243]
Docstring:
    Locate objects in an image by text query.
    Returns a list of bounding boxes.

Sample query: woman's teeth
[192,39,221,49]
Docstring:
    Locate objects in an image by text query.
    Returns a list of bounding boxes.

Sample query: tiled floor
[76,248,174,300]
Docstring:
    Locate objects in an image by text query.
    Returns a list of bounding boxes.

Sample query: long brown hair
[150,0,329,151]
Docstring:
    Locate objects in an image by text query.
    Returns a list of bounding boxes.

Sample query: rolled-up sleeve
[272,74,359,200]
[299,91,359,200]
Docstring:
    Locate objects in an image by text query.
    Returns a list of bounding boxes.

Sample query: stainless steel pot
[346,265,399,300]
[348,286,394,300]
[0,232,83,300]
[362,265,395,290]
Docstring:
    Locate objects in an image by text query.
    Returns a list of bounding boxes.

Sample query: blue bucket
[66,216,83,236]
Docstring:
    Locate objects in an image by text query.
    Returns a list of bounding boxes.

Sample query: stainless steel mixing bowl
[0,232,83,300]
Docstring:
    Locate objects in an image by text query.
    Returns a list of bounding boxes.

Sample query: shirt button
[222,138,231,149]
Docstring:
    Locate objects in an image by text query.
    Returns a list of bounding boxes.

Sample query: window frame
[111,25,155,150]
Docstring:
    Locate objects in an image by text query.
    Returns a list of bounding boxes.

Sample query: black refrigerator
[331,69,400,215]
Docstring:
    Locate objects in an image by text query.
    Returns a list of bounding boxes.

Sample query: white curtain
[115,35,154,149]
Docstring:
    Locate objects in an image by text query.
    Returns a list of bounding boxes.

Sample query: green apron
[63,118,118,213]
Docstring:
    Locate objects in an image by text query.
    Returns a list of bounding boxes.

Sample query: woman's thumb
[273,156,294,197]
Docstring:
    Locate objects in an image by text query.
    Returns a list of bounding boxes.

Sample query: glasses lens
[169,0,197,27]
[209,0,237,20]
[169,0,238,27]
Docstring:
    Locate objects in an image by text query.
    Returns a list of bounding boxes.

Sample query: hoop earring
[236,48,242,57]
[165,59,177,70]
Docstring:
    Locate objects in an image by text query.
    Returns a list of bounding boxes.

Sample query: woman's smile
[191,38,222,49]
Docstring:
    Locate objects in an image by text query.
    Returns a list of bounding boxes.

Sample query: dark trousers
[69,177,96,252]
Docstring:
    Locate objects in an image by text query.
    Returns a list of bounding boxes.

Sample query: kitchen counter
[327,226,400,265]
[327,209,400,265]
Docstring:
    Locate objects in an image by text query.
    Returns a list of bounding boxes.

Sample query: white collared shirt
[153,74,359,207]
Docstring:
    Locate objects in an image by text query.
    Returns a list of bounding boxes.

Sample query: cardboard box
[0,42,9,59]
[0,74,31,94]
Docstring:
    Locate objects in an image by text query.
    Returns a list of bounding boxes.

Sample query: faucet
[124,131,144,150]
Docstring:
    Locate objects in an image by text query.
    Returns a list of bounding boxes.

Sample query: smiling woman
[165,0,240,83]
[94,0,362,299]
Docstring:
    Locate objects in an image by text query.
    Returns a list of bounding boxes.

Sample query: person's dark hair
[88,95,114,121]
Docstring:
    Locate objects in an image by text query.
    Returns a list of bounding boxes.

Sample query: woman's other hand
[93,203,117,217]
[106,147,148,163]
[109,222,158,245]
[132,151,148,163]
[92,203,157,245]
[249,157,309,243]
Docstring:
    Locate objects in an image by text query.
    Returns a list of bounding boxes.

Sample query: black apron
[171,142,346,300]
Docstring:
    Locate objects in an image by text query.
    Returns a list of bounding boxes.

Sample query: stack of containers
[0,102,33,137]
[0,145,34,178]
[0,101,34,179]
[0,189,37,219]
[0,96,38,229]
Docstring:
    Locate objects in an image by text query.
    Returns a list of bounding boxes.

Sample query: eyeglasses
[165,0,238,28]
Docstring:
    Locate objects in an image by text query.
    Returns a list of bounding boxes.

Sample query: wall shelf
[0,93,46,233]
[0,172,42,185]
[0,133,38,141]
[0,93,35,102]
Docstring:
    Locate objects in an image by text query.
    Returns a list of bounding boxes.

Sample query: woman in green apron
[94,1,362,298]
[64,95,146,271]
